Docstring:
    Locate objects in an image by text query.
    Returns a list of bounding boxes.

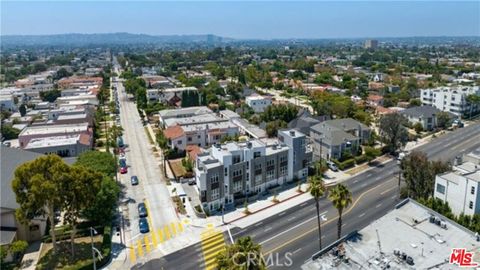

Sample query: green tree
[364,146,381,163]
[307,176,325,250]
[8,240,28,260]
[19,104,27,117]
[401,151,450,199]
[1,125,20,140]
[409,99,422,107]
[12,155,70,254]
[39,89,61,103]
[353,110,373,126]
[136,87,147,109]
[75,151,116,178]
[379,113,409,154]
[466,94,480,119]
[82,177,120,226]
[63,166,102,257]
[216,236,266,270]
[265,120,287,137]
[329,184,352,239]
[436,111,452,129]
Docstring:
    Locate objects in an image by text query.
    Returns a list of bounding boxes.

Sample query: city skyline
[1,1,479,39]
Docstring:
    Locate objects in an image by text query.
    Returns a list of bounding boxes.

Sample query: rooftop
[19,123,89,136]
[400,105,442,118]
[159,106,212,119]
[302,199,480,270]
[24,134,88,149]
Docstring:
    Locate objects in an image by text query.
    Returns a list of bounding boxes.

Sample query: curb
[225,191,307,224]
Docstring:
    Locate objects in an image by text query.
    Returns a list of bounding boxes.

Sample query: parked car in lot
[120,166,128,174]
[138,202,148,217]
[139,218,149,233]
[327,160,338,171]
[131,175,139,185]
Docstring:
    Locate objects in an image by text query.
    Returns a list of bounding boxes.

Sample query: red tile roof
[163,125,185,140]
[186,145,202,161]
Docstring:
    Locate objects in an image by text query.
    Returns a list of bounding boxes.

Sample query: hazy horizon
[1,1,479,39]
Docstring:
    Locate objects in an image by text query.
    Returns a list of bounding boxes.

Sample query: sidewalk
[19,241,42,270]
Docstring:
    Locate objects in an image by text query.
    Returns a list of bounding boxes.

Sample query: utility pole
[90,227,97,270]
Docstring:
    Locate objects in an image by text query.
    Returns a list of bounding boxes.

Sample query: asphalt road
[115,66,179,259]
[140,122,480,270]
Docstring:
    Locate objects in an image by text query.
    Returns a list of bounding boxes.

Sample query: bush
[354,155,368,164]
[333,158,355,170]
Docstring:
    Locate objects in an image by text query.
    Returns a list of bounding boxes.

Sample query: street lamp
[90,227,99,270]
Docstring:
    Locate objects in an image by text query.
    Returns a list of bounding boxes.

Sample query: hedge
[332,158,355,170]
[354,155,368,165]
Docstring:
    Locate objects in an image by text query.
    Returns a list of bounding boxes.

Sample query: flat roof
[164,113,226,127]
[25,135,81,149]
[19,123,89,136]
[302,199,480,270]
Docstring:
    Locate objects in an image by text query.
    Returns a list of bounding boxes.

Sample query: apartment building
[147,87,198,105]
[245,94,272,113]
[310,118,371,161]
[18,123,91,148]
[421,86,480,117]
[195,129,311,212]
[24,134,92,157]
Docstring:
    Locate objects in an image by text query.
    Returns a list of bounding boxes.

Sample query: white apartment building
[245,94,272,113]
[421,86,480,117]
[433,150,480,216]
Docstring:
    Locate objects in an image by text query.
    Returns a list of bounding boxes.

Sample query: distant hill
[0,32,231,46]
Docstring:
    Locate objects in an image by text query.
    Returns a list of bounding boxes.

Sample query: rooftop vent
[290,130,295,136]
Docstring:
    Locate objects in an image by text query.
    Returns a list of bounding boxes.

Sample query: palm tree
[307,175,325,250]
[216,236,266,270]
[329,184,352,239]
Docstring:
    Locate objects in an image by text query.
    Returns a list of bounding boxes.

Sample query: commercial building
[18,123,91,148]
[195,129,311,212]
[364,39,378,49]
[302,199,480,270]
[421,86,480,117]
[310,118,370,161]
[24,134,92,157]
[245,94,272,113]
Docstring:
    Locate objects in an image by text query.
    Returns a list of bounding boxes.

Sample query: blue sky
[1,1,479,38]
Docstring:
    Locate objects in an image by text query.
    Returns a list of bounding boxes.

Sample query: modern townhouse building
[310,118,370,161]
[245,94,272,113]
[421,86,480,117]
[195,129,311,212]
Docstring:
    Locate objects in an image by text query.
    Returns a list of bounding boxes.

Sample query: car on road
[131,175,139,185]
[188,178,196,185]
[139,218,149,233]
[138,202,148,217]
[119,158,126,168]
[120,166,128,174]
[327,160,338,171]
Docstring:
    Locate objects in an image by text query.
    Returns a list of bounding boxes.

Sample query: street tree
[329,184,352,239]
[364,146,381,163]
[75,151,116,178]
[400,151,451,199]
[82,177,120,226]
[466,94,480,119]
[63,166,102,258]
[436,111,452,129]
[379,113,409,154]
[12,155,70,254]
[308,175,325,250]
[19,104,27,117]
[216,236,266,270]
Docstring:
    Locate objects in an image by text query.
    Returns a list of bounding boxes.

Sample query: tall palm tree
[307,175,325,250]
[216,236,266,270]
[329,184,352,239]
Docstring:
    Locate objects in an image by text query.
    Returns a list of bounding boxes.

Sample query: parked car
[139,218,149,233]
[452,119,464,128]
[327,161,338,171]
[188,178,196,185]
[138,202,148,217]
[120,166,128,174]
[131,175,139,185]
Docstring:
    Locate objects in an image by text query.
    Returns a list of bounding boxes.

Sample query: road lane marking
[144,235,151,253]
[376,203,382,208]
[342,223,347,227]
[278,211,286,216]
[380,185,397,195]
[391,195,398,200]
[259,211,328,245]
[151,229,158,247]
[129,246,136,263]
[178,221,184,233]
[255,222,263,227]
[170,222,177,236]
[137,240,143,257]
[164,225,171,240]
[361,183,367,188]
[359,213,366,218]
[263,178,396,255]
[374,176,381,180]
[293,248,302,254]
[300,202,308,207]
[265,227,272,232]
[287,216,296,221]
[158,228,164,243]
[367,174,372,177]
[353,179,359,183]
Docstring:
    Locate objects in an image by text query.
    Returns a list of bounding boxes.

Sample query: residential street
[141,121,480,269]
[115,69,179,266]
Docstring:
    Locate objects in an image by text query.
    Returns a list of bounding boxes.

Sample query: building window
[469,201,473,209]
[436,183,445,194]
[211,174,219,184]
[188,137,192,142]
[233,180,242,193]
[254,151,261,158]
[280,166,288,176]
[225,168,228,176]
[211,188,220,200]
[177,140,182,145]
[266,169,275,181]
[472,186,475,195]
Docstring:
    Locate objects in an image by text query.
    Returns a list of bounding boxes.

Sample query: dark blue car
[139,218,149,233]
